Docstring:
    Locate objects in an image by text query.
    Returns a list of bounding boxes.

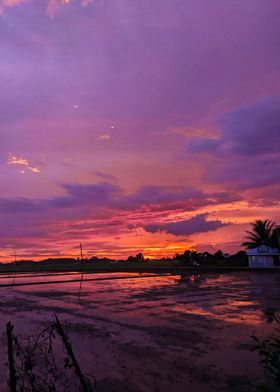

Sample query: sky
[0,0,280,261]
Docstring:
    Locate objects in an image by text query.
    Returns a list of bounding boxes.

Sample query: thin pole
[6,322,17,392]
[13,250,17,284]
[78,243,84,299]
[54,315,90,392]
[80,243,83,261]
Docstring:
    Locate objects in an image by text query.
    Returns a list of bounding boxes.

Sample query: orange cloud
[170,126,218,139]
[98,134,110,141]
[6,153,40,174]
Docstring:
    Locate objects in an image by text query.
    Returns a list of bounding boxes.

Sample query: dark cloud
[95,172,116,181]
[0,182,121,214]
[0,198,43,214]
[185,96,280,157]
[54,182,121,207]
[208,154,280,190]
[221,96,280,155]
[187,138,220,153]
[183,97,280,194]
[124,186,205,207]
[145,213,227,236]
[0,183,226,216]
[0,182,235,246]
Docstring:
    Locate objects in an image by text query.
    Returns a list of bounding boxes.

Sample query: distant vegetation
[0,248,249,273]
[174,249,248,267]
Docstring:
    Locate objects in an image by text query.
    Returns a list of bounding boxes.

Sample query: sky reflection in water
[1,272,280,391]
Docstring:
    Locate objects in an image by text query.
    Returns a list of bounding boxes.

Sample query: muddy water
[0,272,280,391]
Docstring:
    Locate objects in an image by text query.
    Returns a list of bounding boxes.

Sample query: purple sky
[0,0,280,260]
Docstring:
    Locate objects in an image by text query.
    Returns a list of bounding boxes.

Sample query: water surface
[1,271,279,391]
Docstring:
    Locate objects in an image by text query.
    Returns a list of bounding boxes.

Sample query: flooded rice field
[0,271,280,391]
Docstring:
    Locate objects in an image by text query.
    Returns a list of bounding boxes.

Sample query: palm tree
[242,219,277,249]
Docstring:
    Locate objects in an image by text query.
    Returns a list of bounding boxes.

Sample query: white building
[247,245,280,268]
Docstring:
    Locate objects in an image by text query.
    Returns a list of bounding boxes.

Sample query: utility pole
[10,250,16,264]
[78,243,84,300]
[13,250,17,284]
[10,250,17,284]
[80,243,83,261]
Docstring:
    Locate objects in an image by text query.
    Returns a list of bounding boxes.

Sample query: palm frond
[242,219,277,249]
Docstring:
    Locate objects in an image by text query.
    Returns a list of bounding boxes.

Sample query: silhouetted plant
[243,219,278,249]
[263,309,280,324]
[251,317,280,391]
[6,316,93,392]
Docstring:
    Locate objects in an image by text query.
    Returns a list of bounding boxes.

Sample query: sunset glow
[1,0,280,261]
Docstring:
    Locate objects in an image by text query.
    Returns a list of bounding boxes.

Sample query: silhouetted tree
[214,250,224,260]
[202,251,212,259]
[229,251,248,266]
[174,250,194,266]
[271,227,280,249]
[135,253,144,262]
[127,253,144,262]
[242,219,277,249]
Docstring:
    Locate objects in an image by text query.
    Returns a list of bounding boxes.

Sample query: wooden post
[54,315,90,392]
[6,322,17,392]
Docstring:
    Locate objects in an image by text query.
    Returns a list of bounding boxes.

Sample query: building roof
[247,244,280,256]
